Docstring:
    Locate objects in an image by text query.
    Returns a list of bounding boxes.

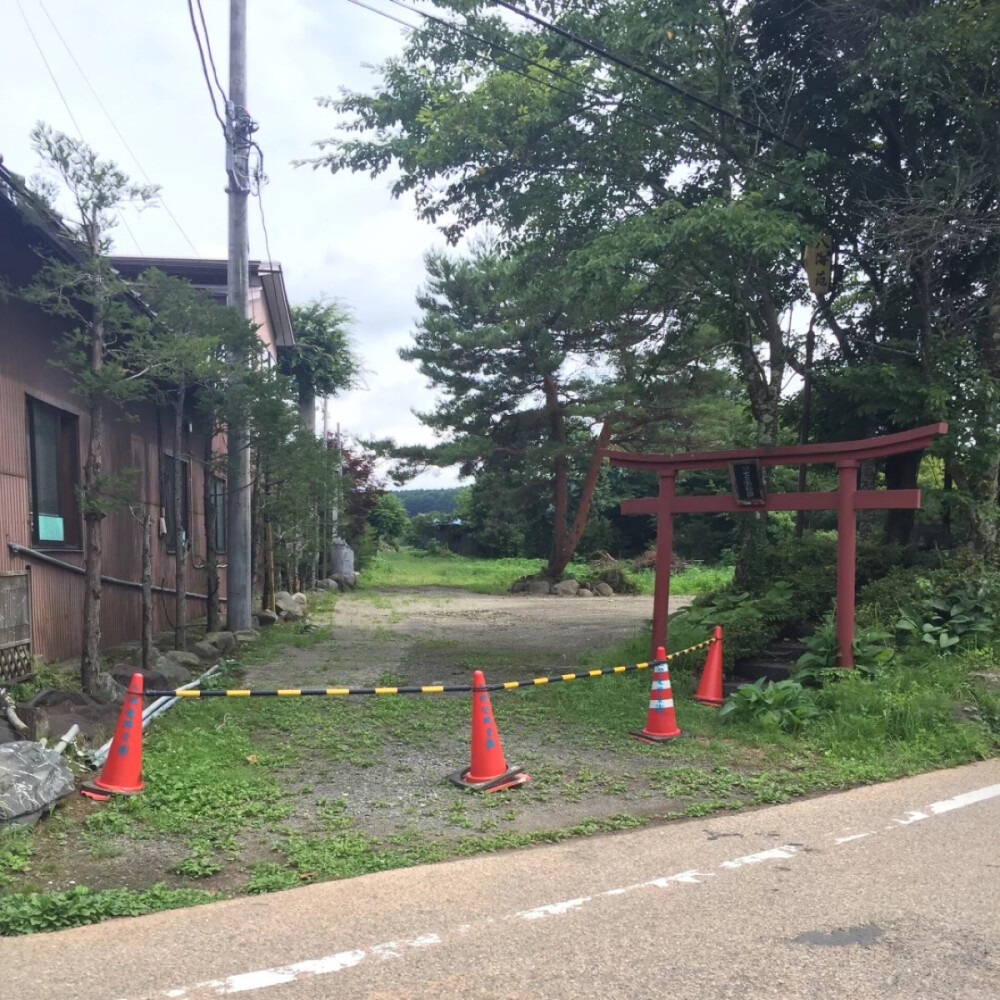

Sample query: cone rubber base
[81,778,144,798]
[628,728,687,744]
[693,696,725,707]
[448,765,530,793]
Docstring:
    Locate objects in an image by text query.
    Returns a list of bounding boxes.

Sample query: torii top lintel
[603,422,948,473]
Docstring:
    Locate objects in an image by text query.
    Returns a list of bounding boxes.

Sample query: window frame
[25,396,81,550]
[209,474,227,554]
[160,453,191,553]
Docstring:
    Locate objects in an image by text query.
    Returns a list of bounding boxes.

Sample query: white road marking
[928,783,1000,814]
[515,897,591,920]
[719,846,797,868]
[123,779,1000,1000]
[890,810,928,826]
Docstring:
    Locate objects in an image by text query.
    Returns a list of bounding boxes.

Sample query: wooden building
[0,163,293,667]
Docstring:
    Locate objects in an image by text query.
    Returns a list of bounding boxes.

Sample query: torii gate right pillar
[836,461,859,667]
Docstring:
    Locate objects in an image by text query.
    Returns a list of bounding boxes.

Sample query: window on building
[26,397,80,548]
[161,454,190,551]
[209,475,226,553]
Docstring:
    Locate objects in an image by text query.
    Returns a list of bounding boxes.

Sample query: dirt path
[238,588,703,848]
[246,588,692,689]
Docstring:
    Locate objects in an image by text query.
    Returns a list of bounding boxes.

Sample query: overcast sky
[2,0,461,488]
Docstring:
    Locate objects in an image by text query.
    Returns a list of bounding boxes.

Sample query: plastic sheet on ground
[0,741,75,825]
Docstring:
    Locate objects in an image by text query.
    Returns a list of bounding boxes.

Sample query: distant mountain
[394,488,462,517]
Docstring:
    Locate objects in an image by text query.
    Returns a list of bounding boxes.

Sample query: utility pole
[225,0,253,630]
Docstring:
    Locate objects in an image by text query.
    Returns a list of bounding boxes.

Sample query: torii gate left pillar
[609,423,947,667]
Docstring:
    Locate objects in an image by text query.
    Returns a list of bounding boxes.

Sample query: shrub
[0,884,218,937]
[791,614,895,685]
[857,567,929,628]
[674,582,793,668]
[719,678,820,733]
[896,587,994,653]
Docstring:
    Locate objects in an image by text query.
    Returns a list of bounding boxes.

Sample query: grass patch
[360,550,733,596]
[0,884,219,937]
[360,552,548,593]
[5,583,994,937]
[0,828,34,888]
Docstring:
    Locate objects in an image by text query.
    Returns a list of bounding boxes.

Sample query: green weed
[0,884,219,937]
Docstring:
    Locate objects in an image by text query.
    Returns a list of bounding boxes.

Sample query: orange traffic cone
[448,670,530,792]
[630,647,684,743]
[82,673,145,799]
[693,626,724,707]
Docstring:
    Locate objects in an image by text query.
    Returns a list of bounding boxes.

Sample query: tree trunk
[883,450,922,545]
[173,388,187,650]
[80,313,105,695]
[857,459,880,540]
[299,388,317,437]
[263,519,276,612]
[140,507,154,671]
[203,433,220,634]
[542,375,570,579]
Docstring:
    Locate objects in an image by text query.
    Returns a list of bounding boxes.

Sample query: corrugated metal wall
[0,297,225,662]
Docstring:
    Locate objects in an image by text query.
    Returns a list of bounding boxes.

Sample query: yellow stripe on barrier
[144,634,719,700]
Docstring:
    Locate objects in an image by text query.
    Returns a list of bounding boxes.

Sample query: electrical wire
[17,0,84,138]
[490,0,806,153]
[187,0,227,134]
[194,0,228,106]
[251,141,276,271]
[37,0,201,256]
[17,0,145,255]
[344,0,699,142]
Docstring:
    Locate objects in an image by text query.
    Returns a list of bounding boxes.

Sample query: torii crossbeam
[606,423,948,667]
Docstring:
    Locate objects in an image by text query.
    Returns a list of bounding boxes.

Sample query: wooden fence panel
[0,569,33,683]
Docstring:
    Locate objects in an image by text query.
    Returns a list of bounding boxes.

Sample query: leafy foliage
[896,588,994,653]
[719,678,820,733]
[0,884,218,937]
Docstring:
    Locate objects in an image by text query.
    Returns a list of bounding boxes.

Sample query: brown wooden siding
[0,296,226,662]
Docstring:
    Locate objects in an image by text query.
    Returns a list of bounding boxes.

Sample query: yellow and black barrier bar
[143,636,716,699]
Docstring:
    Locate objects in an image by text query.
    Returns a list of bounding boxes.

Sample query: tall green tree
[280,301,360,433]
[133,270,247,649]
[391,242,629,578]
[748,0,1000,553]
[317,0,1000,561]
[22,124,156,693]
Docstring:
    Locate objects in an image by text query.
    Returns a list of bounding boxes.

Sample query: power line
[194,0,228,106]
[17,1,84,140]
[17,0,145,255]
[251,142,275,271]
[344,0,691,141]
[346,0,580,102]
[186,0,227,134]
[37,0,201,256]
[490,0,806,154]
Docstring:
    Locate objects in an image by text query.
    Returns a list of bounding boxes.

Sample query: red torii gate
[606,423,948,667]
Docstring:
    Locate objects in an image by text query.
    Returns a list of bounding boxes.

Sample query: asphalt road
[3,760,999,1000]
